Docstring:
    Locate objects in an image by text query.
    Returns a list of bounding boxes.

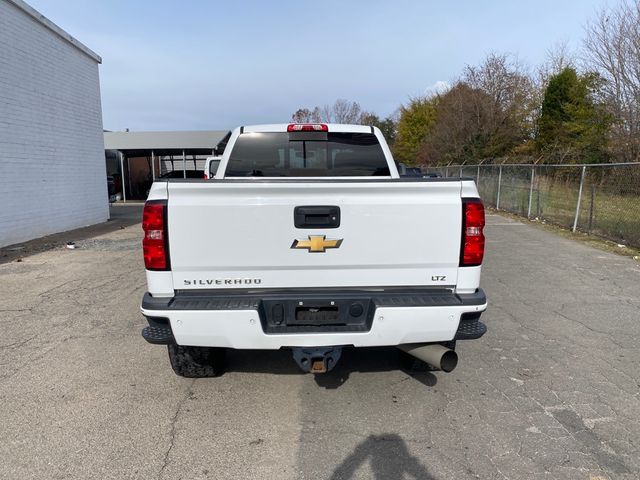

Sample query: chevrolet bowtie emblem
[291,235,343,253]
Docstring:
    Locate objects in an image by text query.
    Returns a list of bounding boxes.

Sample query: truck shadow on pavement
[224,347,438,390]
[328,433,433,479]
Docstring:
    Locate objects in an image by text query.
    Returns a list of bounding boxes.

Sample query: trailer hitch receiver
[292,346,342,373]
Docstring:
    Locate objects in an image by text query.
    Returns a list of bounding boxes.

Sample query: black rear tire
[167,344,225,378]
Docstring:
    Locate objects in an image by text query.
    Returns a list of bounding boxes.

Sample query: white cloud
[425,80,451,96]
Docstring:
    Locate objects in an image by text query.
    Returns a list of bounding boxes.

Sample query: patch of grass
[489,208,640,261]
[479,172,640,248]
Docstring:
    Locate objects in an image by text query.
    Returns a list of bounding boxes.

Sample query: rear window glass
[225,132,390,177]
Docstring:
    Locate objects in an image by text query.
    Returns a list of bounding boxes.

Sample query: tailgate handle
[294,206,340,229]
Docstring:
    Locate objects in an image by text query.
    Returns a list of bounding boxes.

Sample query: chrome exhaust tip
[398,343,458,372]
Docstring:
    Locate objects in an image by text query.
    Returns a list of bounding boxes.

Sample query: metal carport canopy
[104,130,231,201]
[104,130,231,156]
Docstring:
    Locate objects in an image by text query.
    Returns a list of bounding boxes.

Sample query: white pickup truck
[140,123,487,377]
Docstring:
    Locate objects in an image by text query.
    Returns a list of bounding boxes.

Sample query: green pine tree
[536,68,611,163]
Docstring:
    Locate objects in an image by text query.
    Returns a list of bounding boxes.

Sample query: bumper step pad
[142,325,175,345]
[454,317,487,340]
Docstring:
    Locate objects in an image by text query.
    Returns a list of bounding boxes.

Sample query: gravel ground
[1,207,639,479]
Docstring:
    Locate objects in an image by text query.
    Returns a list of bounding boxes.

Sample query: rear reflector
[460,198,485,267]
[142,200,169,270]
[287,124,328,132]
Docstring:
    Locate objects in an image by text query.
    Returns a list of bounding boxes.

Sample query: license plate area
[261,298,374,334]
[294,306,340,325]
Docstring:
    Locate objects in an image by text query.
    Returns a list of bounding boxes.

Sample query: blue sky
[28,0,608,131]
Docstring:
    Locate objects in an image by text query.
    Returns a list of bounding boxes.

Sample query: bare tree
[540,41,575,80]
[461,53,537,152]
[291,99,377,124]
[420,82,496,164]
[583,0,640,161]
[291,107,322,123]
[321,99,363,123]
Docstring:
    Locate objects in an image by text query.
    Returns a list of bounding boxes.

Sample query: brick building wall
[0,0,107,247]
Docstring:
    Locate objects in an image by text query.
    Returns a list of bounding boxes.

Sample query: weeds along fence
[424,162,640,248]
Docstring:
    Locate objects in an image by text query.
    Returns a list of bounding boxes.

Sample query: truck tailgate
[166,180,462,290]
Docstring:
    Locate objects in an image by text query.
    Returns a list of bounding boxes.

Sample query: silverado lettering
[183,279,262,286]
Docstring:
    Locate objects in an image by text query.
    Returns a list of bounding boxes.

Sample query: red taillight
[142,201,169,270]
[287,124,328,132]
[460,199,485,267]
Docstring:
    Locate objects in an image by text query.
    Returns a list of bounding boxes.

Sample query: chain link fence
[424,163,640,248]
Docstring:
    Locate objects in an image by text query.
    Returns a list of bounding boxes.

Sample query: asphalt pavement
[1,204,639,479]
